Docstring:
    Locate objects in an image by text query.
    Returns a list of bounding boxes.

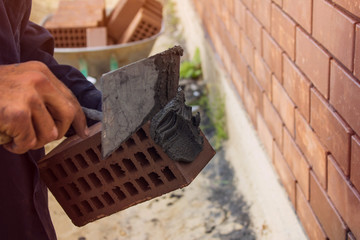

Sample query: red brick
[310,172,347,240]
[272,76,295,136]
[328,155,360,239]
[231,66,244,98]
[229,16,241,50]
[243,85,257,127]
[257,112,273,157]
[245,10,262,52]
[234,0,247,29]
[241,33,255,70]
[296,27,330,99]
[262,29,283,81]
[296,184,327,240]
[283,127,310,199]
[295,110,327,188]
[273,142,296,206]
[313,0,356,71]
[272,0,282,7]
[263,95,283,148]
[283,54,311,122]
[253,0,271,31]
[355,24,360,79]
[235,49,248,83]
[330,60,360,136]
[351,136,360,192]
[311,88,352,176]
[248,70,264,114]
[254,50,272,99]
[332,0,360,19]
[86,27,107,47]
[283,0,312,33]
[348,232,356,240]
[242,0,253,11]
[271,3,296,60]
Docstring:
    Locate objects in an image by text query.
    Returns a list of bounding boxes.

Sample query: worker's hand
[0,61,89,154]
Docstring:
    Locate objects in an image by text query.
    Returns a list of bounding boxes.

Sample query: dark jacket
[0,1,102,239]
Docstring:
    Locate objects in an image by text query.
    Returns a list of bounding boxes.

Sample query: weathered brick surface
[283,128,310,200]
[313,0,355,71]
[295,110,327,188]
[262,29,283,81]
[330,60,360,136]
[296,184,327,240]
[273,142,296,206]
[310,172,347,240]
[296,27,330,99]
[271,3,296,60]
[283,54,311,122]
[351,135,360,193]
[328,155,360,239]
[283,0,312,33]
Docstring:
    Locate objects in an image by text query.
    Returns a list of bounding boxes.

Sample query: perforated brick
[118,8,162,44]
[47,27,87,48]
[38,122,215,226]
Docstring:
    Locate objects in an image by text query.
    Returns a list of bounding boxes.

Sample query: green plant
[180,48,202,79]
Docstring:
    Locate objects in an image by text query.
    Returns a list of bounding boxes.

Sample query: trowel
[0,46,183,159]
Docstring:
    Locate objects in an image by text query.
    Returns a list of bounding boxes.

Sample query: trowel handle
[0,107,102,145]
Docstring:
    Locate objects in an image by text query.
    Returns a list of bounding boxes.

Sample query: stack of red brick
[193,0,360,239]
[45,0,162,48]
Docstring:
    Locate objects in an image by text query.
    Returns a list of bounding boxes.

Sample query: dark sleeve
[20,22,102,124]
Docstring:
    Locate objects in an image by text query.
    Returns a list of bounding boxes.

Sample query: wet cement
[150,89,203,162]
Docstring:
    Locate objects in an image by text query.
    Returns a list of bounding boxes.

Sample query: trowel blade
[101,46,183,159]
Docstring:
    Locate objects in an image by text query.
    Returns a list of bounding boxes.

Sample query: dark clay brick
[328,155,360,239]
[313,0,355,71]
[283,54,311,122]
[271,3,296,60]
[38,122,215,226]
[296,27,330,99]
[351,135,360,193]
[295,110,327,189]
[283,0,312,33]
[283,127,310,200]
[310,172,347,240]
[296,184,327,240]
[311,88,352,176]
[330,60,360,136]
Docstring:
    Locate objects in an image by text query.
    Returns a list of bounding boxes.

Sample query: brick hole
[60,187,71,200]
[86,148,100,164]
[88,173,102,188]
[110,163,125,178]
[56,163,68,177]
[68,183,81,196]
[90,197,104,209]
[74,154,89,169]
[147,147,162,162]
[124,182,139,196]
[162,167,176,182]
[81,200,93,213]
[136,128,148,141]
[46,169,58,182]
[134,152,150,167]
[126,138,135,147]
[65,158,78,173]
[148,172,164,186]
[116,145,124,153]
[135,177,151,191]
[123,158,137,172]
[100,168,114,183]
[112,187,126,201]
[102,192,115,205]
[71,204,83,217]
[78,177,91,192]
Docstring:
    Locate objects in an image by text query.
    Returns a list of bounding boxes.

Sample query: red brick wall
[192,0,360,239]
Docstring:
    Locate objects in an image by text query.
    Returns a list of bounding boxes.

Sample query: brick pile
[38,122,215,226]
[45,0,162,48]
[192,0,360,239]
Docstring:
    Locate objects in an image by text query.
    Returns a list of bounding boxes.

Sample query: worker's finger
[30,100,58,150]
